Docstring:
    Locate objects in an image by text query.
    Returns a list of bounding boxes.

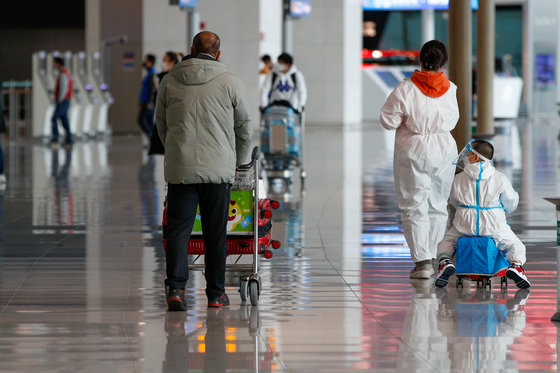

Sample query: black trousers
[165,183,230,299]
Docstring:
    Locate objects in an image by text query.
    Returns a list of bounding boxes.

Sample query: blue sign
[290,0,311,17]
[179,0,198,8]
[363,0,478,10]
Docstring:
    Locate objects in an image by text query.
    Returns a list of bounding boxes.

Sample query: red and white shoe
[435,259,455,288]
[506,263,531,289]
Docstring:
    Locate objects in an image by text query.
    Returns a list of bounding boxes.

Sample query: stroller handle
[237,146,260,170]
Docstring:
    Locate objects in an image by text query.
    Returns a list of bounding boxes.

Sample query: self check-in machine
[88,52,112,135]
[32,51,55,138]
[72,52,95,137]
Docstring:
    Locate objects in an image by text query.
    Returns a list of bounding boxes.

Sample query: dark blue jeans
[137,106,155,138]
[165,183,230,299]
[51,99,73,143]
[0,139,4,175]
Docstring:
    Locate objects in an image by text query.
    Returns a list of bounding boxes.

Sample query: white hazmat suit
[380,73,459,263]
[437,160,526,264]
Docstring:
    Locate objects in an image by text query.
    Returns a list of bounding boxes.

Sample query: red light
[264,250,273,259]
[264,210,272,219]
[271,240,281,249]
[371,50,383,59]
[270,200,280,209]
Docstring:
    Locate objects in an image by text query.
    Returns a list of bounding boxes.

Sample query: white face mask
[160,63,169,73]
[277,63,288,72]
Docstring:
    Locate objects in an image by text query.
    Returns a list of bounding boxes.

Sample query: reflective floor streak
[0,119,558,372]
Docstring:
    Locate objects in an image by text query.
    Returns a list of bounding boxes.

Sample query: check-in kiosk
[88,52,112,135]
[72,52,95,138]
[32,51,55,138]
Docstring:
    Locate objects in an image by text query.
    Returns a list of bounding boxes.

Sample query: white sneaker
[410,261,434,279]
[0,174,6,184]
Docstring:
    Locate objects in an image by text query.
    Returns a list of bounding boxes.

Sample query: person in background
[0,76,5,186]
[138,54,158,141]
[158,51,180,82]
[260,54,273,75]
[149,52,180,156]
[51,57,74,147]
[379,40,459,279]
[156,31,252,311]
[260,52,307,112]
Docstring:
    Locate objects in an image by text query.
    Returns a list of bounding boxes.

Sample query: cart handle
[237,146,259,170]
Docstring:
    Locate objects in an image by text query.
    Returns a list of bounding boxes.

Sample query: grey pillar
[282,0,292,53]
[448,0,473,148]
[421,9,435,44]
[477,0,495,135]
[187,8,200,48]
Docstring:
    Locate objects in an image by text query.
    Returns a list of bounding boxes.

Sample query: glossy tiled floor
[0,119,559,372]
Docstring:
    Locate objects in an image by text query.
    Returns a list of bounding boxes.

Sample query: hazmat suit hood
[169,56,227,86]
[411,70,451,98]
[463,160,495,181]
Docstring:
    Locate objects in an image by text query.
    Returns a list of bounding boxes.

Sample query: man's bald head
[192,31,221,57]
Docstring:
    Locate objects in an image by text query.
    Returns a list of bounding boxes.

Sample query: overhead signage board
[179,0,198,8]
[363,0,478,10]
[290,0,311,17]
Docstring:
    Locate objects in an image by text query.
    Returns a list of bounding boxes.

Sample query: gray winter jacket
[155,55,252,184]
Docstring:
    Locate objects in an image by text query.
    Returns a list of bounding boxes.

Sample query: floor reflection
[163,307,277,373]
[0,118,557,372]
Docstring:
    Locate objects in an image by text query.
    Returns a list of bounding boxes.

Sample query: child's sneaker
[507,288,531,311]
[435,258,455,288]
[506,263,531,289]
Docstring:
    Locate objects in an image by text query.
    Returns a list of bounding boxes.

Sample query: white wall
[198,0,261,127]
[292,0,362,126]
[142,0,188,66]
[259,0,283,60]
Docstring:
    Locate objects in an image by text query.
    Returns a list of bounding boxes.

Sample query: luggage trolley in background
[260,103,306,190]
[162,147,281,306]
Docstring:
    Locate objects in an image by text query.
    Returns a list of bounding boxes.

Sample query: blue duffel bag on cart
[456,236,510,277]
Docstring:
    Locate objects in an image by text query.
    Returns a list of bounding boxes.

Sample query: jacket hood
[410,70,451,98]
[463,160,495,180]
[169,57,227,85]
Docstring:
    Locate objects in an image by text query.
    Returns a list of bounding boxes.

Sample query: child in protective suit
[435,140,530,289]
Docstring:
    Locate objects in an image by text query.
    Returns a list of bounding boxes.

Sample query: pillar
[85,0,101,56]
[86,0,188,133]
[292,0,362,126]
[197,0,262,125]
[448,0,473,148]
[421,9,435,44]
[477,0,495,135]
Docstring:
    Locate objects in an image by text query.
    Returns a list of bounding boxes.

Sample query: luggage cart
[260,104,306,191]
[454,236,508,291]
[162,147,281,306]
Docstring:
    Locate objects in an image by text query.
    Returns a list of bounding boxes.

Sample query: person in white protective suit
[435,140,530,289]
[260,52,307,112]
[380,40,459,279]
